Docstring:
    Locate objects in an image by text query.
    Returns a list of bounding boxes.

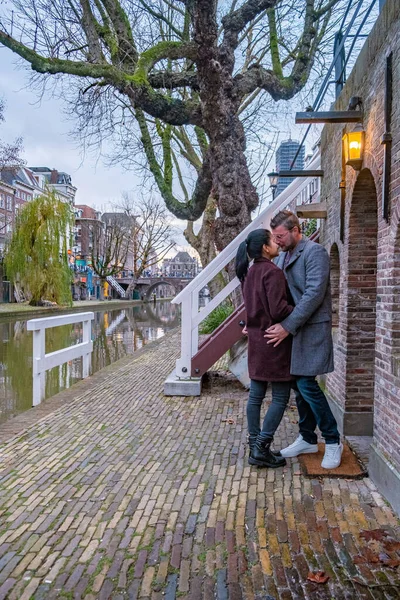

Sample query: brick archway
[345,168,378,413]
[330,243,340,328]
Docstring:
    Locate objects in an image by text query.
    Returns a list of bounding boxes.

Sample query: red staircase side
[309,229,320,243]
[191,304,246,377]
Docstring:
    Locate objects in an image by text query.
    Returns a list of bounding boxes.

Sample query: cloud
[0,49,141,208]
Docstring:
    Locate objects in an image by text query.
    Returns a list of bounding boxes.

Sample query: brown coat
[242,258,294,382]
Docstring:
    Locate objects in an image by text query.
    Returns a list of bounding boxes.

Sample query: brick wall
[320,0,400,468]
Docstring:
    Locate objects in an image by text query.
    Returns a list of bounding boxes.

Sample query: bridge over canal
[109,275,195,299]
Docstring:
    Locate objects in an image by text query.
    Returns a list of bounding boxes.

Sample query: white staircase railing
[106,275,126,298]
[170,151,321,380]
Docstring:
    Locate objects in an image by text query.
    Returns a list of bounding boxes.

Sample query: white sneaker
[279,435,319,458]
[321,442,343,469]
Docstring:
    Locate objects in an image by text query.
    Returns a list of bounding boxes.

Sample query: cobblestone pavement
[0,331,399,599]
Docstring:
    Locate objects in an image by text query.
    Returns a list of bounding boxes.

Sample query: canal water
[0,301,180,424]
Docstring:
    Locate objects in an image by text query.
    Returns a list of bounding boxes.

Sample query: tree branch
[267,8,282,78]
[0,28,114,78]
[314,0,341,19]
[137,0,184,39]
[148,70,199,90]
[97,0,138,67]
[135,106,211,220]
[79,0,105,62]
[0,29,201,125]
[234,65,290,100]
[222,0,277,49]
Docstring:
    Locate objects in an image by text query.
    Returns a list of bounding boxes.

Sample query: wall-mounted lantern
[267,171,279,200]
[342,123,365,171]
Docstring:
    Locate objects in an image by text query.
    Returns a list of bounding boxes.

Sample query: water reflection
[0,301,179,424]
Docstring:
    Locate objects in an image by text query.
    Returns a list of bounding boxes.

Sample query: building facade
[73,205,102,268]
[29,167,77,203]
[275,139,305,197]
[0,166,76,254]
[318,0,400,514]
[0,167,41,254]
[163,251,198,278]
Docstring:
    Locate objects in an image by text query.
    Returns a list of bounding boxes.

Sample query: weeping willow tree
[5,191,74,306]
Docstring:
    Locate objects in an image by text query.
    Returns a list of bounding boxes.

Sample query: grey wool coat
[275,237,334,376]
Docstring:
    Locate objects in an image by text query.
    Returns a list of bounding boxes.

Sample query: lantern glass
[267,171,279,188]
[342,125,365,170]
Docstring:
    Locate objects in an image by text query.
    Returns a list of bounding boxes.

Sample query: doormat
[298,441,367,478]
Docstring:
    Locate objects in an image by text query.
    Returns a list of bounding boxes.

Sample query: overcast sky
[0,46,197,250]
[0,47,142,209]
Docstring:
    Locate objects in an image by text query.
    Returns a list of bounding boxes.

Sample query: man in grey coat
[265,210,342,469]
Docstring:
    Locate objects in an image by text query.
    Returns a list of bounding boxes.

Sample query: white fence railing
[170,152,321,379]
[27,312,94,406]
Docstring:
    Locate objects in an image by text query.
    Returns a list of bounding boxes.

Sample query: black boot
[249,436,286,468]
[248,435,257,463]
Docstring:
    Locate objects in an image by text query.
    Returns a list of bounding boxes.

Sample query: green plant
[5,189,73,306]
[199,303,234,334]
[303,218,317,238]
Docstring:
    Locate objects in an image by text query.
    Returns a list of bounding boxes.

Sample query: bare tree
[118,194,176,298]
[89,213,133,299]
[0,99,24,170]
[0,0,343,249]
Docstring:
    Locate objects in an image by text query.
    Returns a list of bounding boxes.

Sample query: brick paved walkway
[0,331,399,599]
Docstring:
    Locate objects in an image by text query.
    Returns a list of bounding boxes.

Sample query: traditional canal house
[315,0,400,514]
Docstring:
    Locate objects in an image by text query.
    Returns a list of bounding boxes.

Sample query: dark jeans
[247,379,292,442]
[293,376,340,445]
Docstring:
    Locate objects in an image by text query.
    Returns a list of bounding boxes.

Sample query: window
[0,194,4,209]
[26,194,31,201]
[15,190,20,198]
[6,196,12,211]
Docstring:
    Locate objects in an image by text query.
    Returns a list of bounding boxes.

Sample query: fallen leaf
[383,539,400,552]
[307,571,330,584]
[353,556,366,564]
[360,529,388,542]
[381,559,400,568]
[361,548,380,563]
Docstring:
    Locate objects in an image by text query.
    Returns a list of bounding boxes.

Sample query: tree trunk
[184,195,228,297]
[125,278,138,299]
[193,2,259,251]
[99,280,105,301]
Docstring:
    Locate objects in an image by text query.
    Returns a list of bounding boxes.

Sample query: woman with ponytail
[235,229,293,468]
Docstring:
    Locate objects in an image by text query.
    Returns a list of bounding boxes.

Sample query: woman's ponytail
[235,229,272,282]
[235,240,249,282]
